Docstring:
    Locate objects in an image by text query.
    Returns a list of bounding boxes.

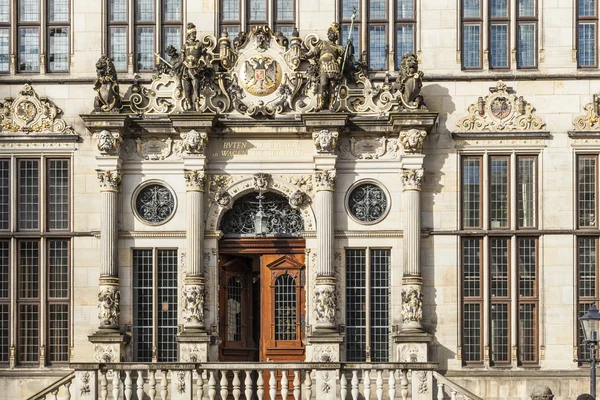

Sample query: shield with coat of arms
[241,55,282,97]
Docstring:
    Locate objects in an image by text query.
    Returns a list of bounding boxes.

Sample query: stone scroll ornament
[456,80,545,132]
[93,54,122,113]
[313,129,339,153]
[401,288,423,324]
[181,284,205,324]
[97,286,120,329]
[574,94,600,130]
[0,84,75,134]
[314,285,337,326]
[113,22,426,115]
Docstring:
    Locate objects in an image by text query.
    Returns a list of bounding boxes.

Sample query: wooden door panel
[260,254,305,362]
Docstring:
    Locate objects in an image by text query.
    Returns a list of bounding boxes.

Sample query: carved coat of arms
[241,55,282,96]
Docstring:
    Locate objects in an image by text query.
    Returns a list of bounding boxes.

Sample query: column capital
[97,169,122,192]
[401,168,423,191]
[314,170,336,191]
[184,169,206,191]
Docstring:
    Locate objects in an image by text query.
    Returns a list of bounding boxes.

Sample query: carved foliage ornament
[98,286,120,328]
[181,284,205,324]
[184,170,206,190]
[401,169,423,190]
[313,285,336,325]
[401,288,423,324]
[574,94,600,130]
[456,80,545,132]
[97,170,122,191]
[313,129,338,153]
[314,170,336,191]
[0,84,75,134]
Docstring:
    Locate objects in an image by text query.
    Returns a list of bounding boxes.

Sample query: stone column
[400,168,424,332]
[313,169,337,331]
[97,169,122,330]
[182,169,206,331]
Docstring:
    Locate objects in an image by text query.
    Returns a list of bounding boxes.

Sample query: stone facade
[0,1,598,400]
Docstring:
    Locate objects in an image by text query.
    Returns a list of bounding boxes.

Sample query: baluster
[293,370,301,400]
[148,370,157,400]
[351,371,359,400]
[160,370,168,400]
[220,371,229,399]
[304,371,312,400]
[208,371,217,400]
[340,373,347,400]
[388,370,396,400]
[451,389,457,400]
[112,370,121,400]
[257,370,265,400]
[233,370,241,400]
[281,370,288,399]
[124,371,132,400]
[65,381,72,400]
[50,388,58,400]
[197,369,204,400]
[245,370,253,400]
[400,370,409,400]
[136,371,144,400]
[376,370,383,400]
[363,370,371,400]
[269,370,276,400]
[100,370,108,400]
[437,383,444,400]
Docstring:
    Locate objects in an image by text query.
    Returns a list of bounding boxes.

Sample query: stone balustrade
[432,372,483,400]
[31,362,440,400]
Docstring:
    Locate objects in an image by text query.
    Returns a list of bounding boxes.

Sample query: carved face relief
[98,130,116,152]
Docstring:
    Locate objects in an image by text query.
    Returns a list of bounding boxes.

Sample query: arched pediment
[455,80,546,133]
[206,174,316,234]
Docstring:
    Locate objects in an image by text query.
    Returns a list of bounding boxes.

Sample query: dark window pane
[136,0,154,21]
[463,0,481,18]
[580,0,596,17]
[18,28,40,72]
[19,304,39,362]
[396,24,414,64]
[0,29,8,73]
[370,249,390,362]
[518,238,536,297]
[157,250,178,361]
[463,238,481,298]
[519,303,536,363]
[48,303,69,363]
[579,156,597,227]
[0,160,9,228]
[0,304,8,363]
[518,157,536,227]
[342,0,359,20]
[490,0,508,17]
[490,24,509,68]
[164,0,180,21]
[48,160,69,229]
[275,274,297,341]
[0,241,8,299]
[491,303,509,363]
[370,0,386,19]
[19,240,39,299]
[579,238,596,298]
[346,249,366,362]
[490,157,509,227]
[109,0,127,21]
[276,0,293,20]
[397,0,414,19]
[19,0,39,22]
[579,23,596,67]
[369,25,386,69]
[519,0,535,17]
[490,238,509,298]
[462,157,481,227]
[248,0,266,21]
[48,240,69,299]
[133,249,153,362]
[49,28,69,72]
[19,160,39,229]
[463,303,481,361]
[518,23,536,67]
[0,0,8,23]
[222,0,239,21]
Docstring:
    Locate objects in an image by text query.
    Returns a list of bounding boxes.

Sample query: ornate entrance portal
[218,192,306,362]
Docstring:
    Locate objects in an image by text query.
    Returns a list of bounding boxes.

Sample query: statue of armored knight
[180,23,209,111]
[303,23,346,111]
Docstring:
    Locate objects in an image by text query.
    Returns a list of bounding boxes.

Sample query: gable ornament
[0,84,75,134]
[574,94,600,131]
[456,80,545,132]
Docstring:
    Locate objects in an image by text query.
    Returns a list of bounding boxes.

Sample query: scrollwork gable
[455,81,546,136]
[0,84,77,138]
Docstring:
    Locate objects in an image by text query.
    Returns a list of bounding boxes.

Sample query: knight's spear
[154,52,173,69]
[332,7,357,110]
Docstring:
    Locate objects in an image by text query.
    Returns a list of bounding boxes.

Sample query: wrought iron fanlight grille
[220,192,304,236]
[347,183,388,223]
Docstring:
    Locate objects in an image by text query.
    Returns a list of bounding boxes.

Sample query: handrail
[433,371,483,400]
[25,371,75,400]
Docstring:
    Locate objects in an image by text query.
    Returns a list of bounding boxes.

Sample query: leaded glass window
[18,28,40,72]
[275,274,297,341]
[518,156,536,228]
[346,182,389,224]
[490,156,509,228]
[462,238,482,363]
[462,156,481,228]
[227,277,243,341]
[133,182,176,225]
[579,155,597,228]
[578,237,597,361]
[0,0,7,73]
[221,192,304,236]
[578,0,598,67]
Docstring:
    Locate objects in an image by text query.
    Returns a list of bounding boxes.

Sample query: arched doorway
[218,192,306,362]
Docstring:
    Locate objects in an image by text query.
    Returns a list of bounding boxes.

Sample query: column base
[181,276,207,332]
[313,276,337,332]
[177,331,210,362]
[88,330,129,363]
[305,335,343,400]
[401,277,424,333]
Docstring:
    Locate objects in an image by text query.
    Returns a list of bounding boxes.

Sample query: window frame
[461,0,483,70]
[17,0,41,73]
[577,0,599,68]
[489,155,511,230]
[273,0,295,36]
[0,240,9,366]
[395,0,416,68]
[517,236,538,365]
[46,0,70,73]
[367,1,389,71]
[339,0,362,61]
[517,155,538,229]
[488,0,510,69]
[461,236,484,365]
[577,154,598,229]
[0,0,10,74]
[516,0,538,69]
[344,247,391,363]
[489,236,511,365]
[46,238,71,365]
[108,0,129,72]
[247,0,268,27]
[461,155,483,230]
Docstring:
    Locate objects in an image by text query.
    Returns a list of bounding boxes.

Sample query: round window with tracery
[133,182,177,225]
[346,182,390,224]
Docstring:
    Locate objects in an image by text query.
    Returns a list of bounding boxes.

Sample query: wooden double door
[218,238,306,362]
